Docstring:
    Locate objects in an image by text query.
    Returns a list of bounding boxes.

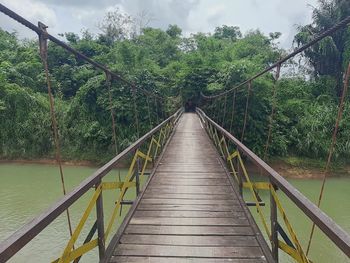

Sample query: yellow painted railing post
[235,151,243,196]
[151,136,161,166]
[210,124,215,141]
[203,116,312,263]
[95,179,105,261]
[270,181,278,262]
[237,151,271,237]
[58,186,102,263]
[139,138,154,178]
[50,115,180,263]
[270,187,310,263]
[134,149,141,195]
[154,128,163,159]
[217,136,226,158]
[104,151,138,240]
[213,129,220,147]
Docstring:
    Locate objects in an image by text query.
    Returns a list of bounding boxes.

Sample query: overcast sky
[0,0,318,49]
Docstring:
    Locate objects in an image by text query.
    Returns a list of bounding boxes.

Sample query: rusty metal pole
[132,87,140,138]
[306,61,350,255]
[160,101,165,121]
[263,63,281,160]
[241,81,251,142]
[154,97,159,125]
[229,89,237,133]
[215,98,221,123]
[146,96,152,128]
[37,22,74,238]
[105,72,119,154]
[209,101,214,120]
[222,95,227,128]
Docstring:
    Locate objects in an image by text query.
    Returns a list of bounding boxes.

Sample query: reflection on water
[0,163,349,262]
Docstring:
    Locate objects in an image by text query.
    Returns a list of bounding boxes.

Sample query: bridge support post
[135,152,141,196]
[270,182,279,262]
[95,179,105,260]
[236,158,243,197]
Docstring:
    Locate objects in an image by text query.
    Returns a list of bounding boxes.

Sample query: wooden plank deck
[108,113,274,263]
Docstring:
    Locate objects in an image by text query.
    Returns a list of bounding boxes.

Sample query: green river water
[0,163,349,262]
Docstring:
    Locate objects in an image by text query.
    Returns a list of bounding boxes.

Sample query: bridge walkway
[108,113,273,263]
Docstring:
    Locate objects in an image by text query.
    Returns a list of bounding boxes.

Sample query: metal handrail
[196,108,350,259]
[0,108,183,262]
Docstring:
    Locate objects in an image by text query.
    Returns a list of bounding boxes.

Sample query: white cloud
[0,0,57,38]
[0,0,318,48]
[185,0,318,48]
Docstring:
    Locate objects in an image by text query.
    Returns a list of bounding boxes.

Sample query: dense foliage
[1,0,350,164]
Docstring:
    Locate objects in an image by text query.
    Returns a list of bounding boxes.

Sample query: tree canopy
[1,0,350,165]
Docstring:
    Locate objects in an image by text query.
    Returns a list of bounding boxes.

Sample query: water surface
[0,163,349,262]
[0,163,134,263]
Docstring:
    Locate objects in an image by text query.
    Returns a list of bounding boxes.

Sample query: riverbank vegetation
[0,0,350,169]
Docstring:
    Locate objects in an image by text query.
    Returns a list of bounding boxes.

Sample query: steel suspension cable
[306,61,350,255]
[132,87,140,138]
[229,89,237,133]
[210,101,216,120]
[160,101,165,121]
[211,100,216,121]
[146,96,152,129]
[38,23,74,238]
[0,3,167,101]
[241,81,252,142]
[105,72,119,155]
[215,98,221,123]
[200,16,350,100]
[263,63,281,160]
[222,95,227,127]
[154,97,159,125]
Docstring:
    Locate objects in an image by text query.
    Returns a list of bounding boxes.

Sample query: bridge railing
[0,108,183,263]
[197,108,350,263]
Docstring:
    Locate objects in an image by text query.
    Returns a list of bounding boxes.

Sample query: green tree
[294,0,350,94]
[213,25,242,41]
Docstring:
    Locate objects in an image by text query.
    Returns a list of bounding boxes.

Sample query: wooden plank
[154,174,226,179]
[120,234,259,247]
[152,177,229,182]
[137,204,243,212]
[114,244,265,258]
[151,178,229,186]
[156,168,225,172]
[158,164,221,167]
[155,171,226,175]
[147,186,233,194]
[129,217,249,226]
[146,188,234,196]
[144,189,233,195]
[141,199,238,205]
[133,210,246,218]
[110,257,267,263]
[143,193,236,200]
[157,164,224,169]
[125,225,254,236]
[159,160,220,164]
